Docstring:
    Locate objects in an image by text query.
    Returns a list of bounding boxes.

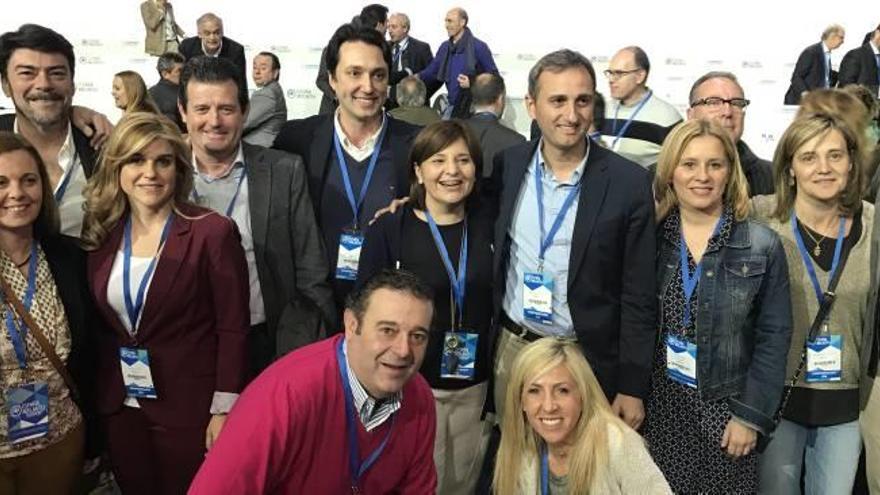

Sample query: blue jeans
[758,419,862,495]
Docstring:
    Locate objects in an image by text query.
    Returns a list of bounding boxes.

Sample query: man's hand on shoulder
[71,106,114,149]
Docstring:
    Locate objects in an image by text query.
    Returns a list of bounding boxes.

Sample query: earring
[788,176,795,186]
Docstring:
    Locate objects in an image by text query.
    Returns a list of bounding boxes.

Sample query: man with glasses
[687,71,774,195]
[784,25,845,105]
[600,46,681,167]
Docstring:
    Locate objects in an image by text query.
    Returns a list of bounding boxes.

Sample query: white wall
[0,0,875,158]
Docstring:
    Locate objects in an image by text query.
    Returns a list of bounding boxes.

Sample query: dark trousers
[247,322,271,381]
[104,406,205,495]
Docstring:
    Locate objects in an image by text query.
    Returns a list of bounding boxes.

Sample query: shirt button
[706,270,714,278]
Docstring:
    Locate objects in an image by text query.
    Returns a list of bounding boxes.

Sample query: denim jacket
[657,217,793,434]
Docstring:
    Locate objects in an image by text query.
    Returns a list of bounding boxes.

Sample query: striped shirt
[343,341,402,432]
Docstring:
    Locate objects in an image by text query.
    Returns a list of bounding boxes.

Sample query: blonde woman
[111,71,159,116]
[754,113,873,494]
[644,119,792,493]
[492,338,670,494]
[81,112,249,494]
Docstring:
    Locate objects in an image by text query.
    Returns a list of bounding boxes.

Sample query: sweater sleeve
[608,426,672,494]
[397,384,438,492]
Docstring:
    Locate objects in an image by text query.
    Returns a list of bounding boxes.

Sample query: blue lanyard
[336,338,395,491]
[790,212,845,305]
[540,445,549,495]
[192,165,248,217]
[2,240,39,369]
[679,215,724,328]
[611,90,652,148]
[54,151,79,203]
[425,211,468,327]
[123,214,174,332]
[333,120,388,230]
[533,152,581,269]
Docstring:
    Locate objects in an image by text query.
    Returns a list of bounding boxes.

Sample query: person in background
[140,0,184,56]
[466,73,525,178]
[386,12,436,109]
[148,52,186,132]
[358,121,492,493]
[493,338,671,494]
[388,76,440,127]
[243,51,287,148]
[178,13,247,93]
[0,132,100,494]
[838,24,880,97]
[111,71,159,116]
[753,113,873,495]
[81,112,250,495]
[784,24,846,105]
[644,119,792,493]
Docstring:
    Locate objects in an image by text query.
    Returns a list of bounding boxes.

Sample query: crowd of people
[0,2,879,494]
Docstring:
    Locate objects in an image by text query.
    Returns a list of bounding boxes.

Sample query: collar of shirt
[871,41,880,56]
[202,39,223,57]
[396,37,410,52]
[333,110,386,162]
[822,41,832,54]
[534,138,590,186]
[192,144,245,182]
[13,118,76,175]
[342,338,402,432]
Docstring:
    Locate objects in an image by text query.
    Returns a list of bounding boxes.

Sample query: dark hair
[0,24,75,81]
[471,73,506,106]
[358,4,389,29]
[256,51,281,73]
[346,269,434,322]
[0,132,60,238]
[178,56,248,111]
[156,51,185,77]
[624,46,650,77]
[326,23,391,78]
[593,92,606,132]
[408,120,483,210]
[688,71,743,106]
[528,49,596,97]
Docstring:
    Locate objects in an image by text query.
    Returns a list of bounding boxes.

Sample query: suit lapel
[309,117,335,206]
[91,222,130,339]
[388,120,411,195]
[244,143,270,255]
[137,213,193,337]
[568,144,610,288]
[493,141,539,281]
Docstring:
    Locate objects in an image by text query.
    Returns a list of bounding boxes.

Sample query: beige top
[0,246,81,458]
[751,195,873,389]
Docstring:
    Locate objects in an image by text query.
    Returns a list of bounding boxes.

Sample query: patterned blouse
[0,245,81,458]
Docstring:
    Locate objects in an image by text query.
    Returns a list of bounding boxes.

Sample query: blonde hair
[771,113,864,221]
[81,112,194,250]
[493,338,626,494]
[654,119,750,222]
[114,70,159,115]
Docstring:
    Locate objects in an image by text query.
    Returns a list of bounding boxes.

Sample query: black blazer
[839,43,880,95]
[389,36,437,107]
[42,234,102,457]
[465,114,526,178]
[148,79,185,132]
[271,113,420,218]
[0,114,98,178]
[179,36,248,93]
[490,140,657,400]
[784,42,833,105]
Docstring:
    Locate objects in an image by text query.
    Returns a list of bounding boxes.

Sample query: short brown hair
[408,120,482,210]
[772,113,864,220]
[0,132,60,238]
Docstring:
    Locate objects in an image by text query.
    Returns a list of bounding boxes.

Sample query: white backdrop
[0,0,876,158]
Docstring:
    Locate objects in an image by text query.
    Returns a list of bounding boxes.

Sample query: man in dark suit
[178,56,337,375]
[784,25,846,104]
[0,23,105,238]
[274,24,419,323]
[387,12,435,108]
[179,13,247,93]
[148,51,185,131]
[490,49,656,428]
[839,24,880,96]
[466,73,524,178]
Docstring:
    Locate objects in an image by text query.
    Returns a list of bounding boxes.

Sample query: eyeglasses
[602,69,642,80]
[690,97,751,110]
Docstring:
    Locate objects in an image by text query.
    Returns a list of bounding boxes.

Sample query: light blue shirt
[502,141,589,337]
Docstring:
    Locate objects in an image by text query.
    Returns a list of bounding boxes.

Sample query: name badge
[6,381,49,444]
[523,272,553,325]
[120,347,158,399]
[666,335,698,388]
[806,334,842,382]
[440,332,478,380]
[336,232,364,281]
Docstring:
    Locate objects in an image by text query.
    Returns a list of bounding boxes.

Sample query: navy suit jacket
[389,36,437,107]
[88,206,250,428]
[839,43,880,95]
[784,42,834,104]
[490,140,657,400]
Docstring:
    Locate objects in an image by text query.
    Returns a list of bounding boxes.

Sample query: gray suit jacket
[242,143,337,357]
[243,81,287,148]
[466,113,525,178]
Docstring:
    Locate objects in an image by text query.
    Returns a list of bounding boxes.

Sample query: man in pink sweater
[188,270,438,494]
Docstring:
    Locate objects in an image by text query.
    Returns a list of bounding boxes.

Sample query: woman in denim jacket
[642,120,793,494]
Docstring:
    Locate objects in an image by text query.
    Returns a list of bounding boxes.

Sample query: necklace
[801,223,827,256]
[13,253,31,268]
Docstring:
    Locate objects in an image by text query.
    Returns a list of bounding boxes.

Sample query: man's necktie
[825,51,831,88]
[392,43,401,70]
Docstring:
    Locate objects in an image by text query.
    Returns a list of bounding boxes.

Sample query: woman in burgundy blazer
[81,113,250,495]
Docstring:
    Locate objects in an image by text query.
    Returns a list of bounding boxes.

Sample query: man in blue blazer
[489,49,657,429]
[784,25,846,105]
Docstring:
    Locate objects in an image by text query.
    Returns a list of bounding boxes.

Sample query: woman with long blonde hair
[492,338,669,494]
[81,112,250,494]
[111,71,159,116]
